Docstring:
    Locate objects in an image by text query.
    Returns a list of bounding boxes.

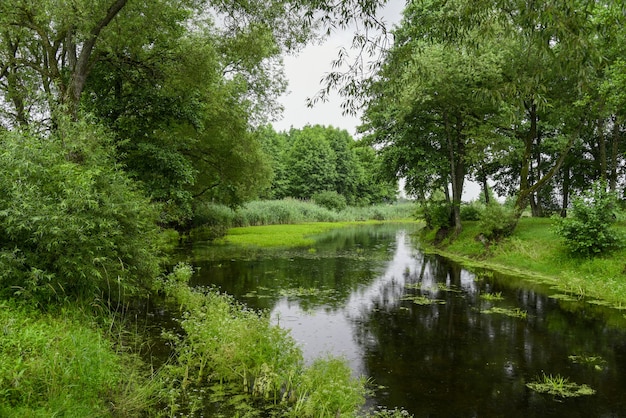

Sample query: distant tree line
[257,124,397,208]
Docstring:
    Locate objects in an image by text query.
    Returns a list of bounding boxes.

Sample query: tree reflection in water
[188,225,626,417]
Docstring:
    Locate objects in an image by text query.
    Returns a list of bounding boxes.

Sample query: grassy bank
[0,301,159,417]
[422,217,626,307]
[218,221,398,248]
[189,199,416,241]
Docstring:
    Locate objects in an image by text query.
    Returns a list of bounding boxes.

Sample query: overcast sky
[273,0,406,136]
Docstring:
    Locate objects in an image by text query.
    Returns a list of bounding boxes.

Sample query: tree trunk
[481,170,490,205]
[609,117,620,192]
[561,163,570,218]
[63,0,128,116]
[598,117,607,182]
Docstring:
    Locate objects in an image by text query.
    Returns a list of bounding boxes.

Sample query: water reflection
[187,224,626,417]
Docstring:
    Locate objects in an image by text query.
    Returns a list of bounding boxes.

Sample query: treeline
[361,0,626,236]
[257,124,397,208]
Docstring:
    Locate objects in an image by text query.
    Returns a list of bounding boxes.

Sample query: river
[181,223,626,417]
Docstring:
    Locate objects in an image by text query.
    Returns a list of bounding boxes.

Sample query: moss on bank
[421,217,626,308]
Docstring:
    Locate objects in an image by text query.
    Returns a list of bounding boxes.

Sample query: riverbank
[217,220,418,248]
[421,217,626,308]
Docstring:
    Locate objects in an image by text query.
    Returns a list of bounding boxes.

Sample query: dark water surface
[184,224,626,417]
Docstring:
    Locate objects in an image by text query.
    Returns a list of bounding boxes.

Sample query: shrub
[0,120,162,304]
[477,202,516,241]
[554,181,623,256]
[422,200,452,230]
[191,202,235,240]
[460,201,484,221]
[312,190,348,212]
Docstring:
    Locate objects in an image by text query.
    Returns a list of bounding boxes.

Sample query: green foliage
[460,201,484,221]
[422,200,452,231]
[289,357,367,417]
[526,373,596,398]
[312,190,348,212]
[0,121,162,303]
[477,202,516,241]
[155,264,367,416]
[554,182,623,256]
[285,127,338,199]
[0,301,158,417]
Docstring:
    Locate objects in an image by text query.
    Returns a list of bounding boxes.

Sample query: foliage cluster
[312,190,348,212]
[361,0,626,235]
[0,301,157,417]
[154,264,367,416]
[476,203,517,241]
[553,182,624,256]
[259,125,397,207]
[0,122,162,304]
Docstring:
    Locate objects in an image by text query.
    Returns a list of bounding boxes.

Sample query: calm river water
[183,224,626,417]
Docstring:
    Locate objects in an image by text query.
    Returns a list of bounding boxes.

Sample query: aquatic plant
[480,291,504,301]
[526,373,596,398]
[481,306,527,319]
[568,355,607,371]
[401,294,446,305]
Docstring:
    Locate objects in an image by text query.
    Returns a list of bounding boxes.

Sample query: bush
[460,201,484,221]
[312,190,348,212]
[191,202,235,240]
[478,202,516,241]
[0,120,162,304]
[554,182,623,256]
[422,200,452,230]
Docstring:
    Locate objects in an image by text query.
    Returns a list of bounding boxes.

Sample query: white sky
[273,0,406,136]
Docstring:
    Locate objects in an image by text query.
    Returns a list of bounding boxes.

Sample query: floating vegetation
[481,307,527,319]
[480,292,504,301]
[436,283,462,292]
[549,293,581,302]
[568,355,607,371]
[526,373,596,398]
[404,282,460,293]
[401,294,446,305]
[278,287,337,299]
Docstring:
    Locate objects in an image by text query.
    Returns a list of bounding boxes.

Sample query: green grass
[0,300,158,417]
[424,217,626,307]
[219,220,416,248]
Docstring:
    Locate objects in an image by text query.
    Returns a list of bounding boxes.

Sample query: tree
[361,24,505,234]
[285,126,338,199]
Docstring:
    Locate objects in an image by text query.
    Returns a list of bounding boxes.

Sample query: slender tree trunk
[598,117,607,182]
[515,100,574,220]
[561,163,570,218]
[609,117,620,192]
[481,169,490,205]
[446,115,465,236]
